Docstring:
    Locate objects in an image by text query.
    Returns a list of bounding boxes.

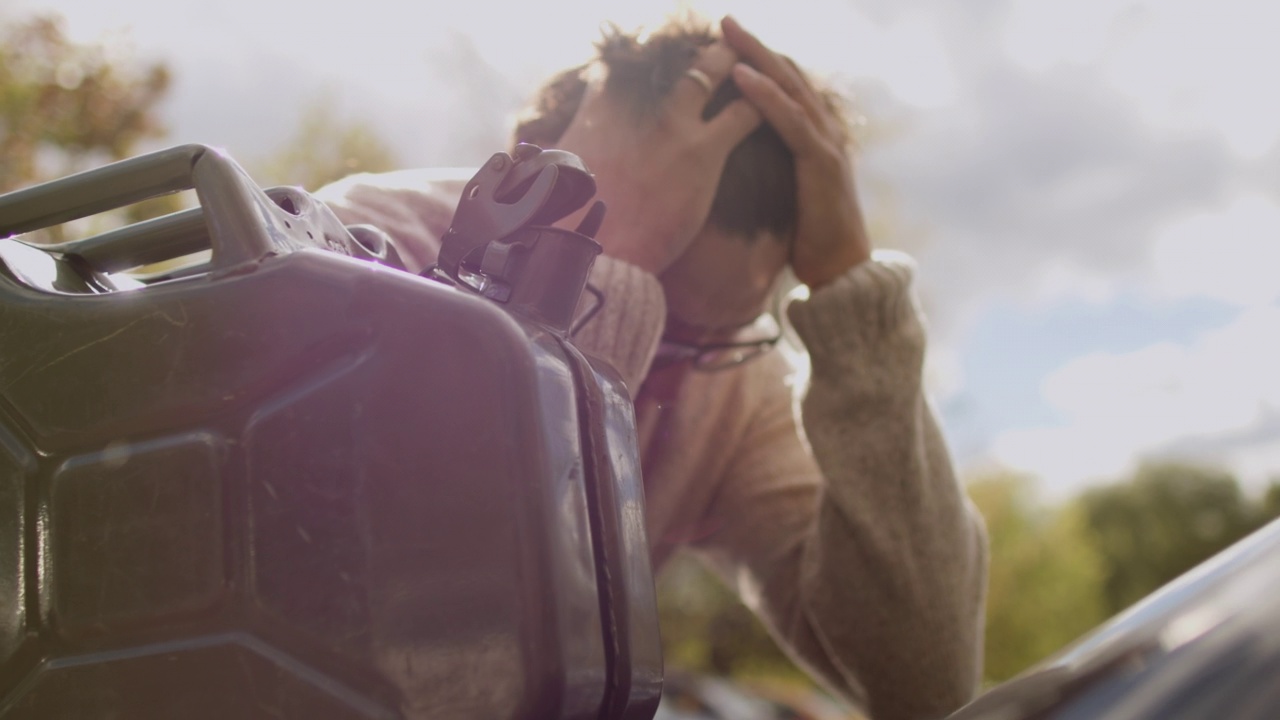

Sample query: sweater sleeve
[698,251,989,720]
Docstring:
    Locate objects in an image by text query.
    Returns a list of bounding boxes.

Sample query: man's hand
[721,16,872,289]
[555,42,762,275]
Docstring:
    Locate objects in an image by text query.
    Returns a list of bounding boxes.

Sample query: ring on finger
[683,68,715,95]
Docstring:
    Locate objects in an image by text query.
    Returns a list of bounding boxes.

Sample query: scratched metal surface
[0,146,660,719]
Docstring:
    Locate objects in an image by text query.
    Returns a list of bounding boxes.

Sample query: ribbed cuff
[786,250,925,382]
[572,255,667,393]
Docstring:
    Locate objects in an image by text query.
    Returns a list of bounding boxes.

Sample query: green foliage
[654,465,1280,692]
[1261,478,1280,520]
[1080,462,1275,617]
[0,13,178,243]
[0,14,170,193]
[968,474,1108,684]
[256,95,397,191]
[656,553,811,685]
[966,462,1280,685]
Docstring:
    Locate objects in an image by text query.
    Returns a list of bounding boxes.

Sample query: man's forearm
[784,253,989,719]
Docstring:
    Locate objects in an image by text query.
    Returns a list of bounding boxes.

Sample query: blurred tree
[968,473,1108,684]
[656,553,810,684]
[1,13,179,241]
[1262,478,1280,520]
[655,466,1279,691]
[0,14,170,193]
[256,95,397,191]
[1080,462,1271,617]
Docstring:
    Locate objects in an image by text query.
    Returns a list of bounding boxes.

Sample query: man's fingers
[731,63,821,156]
[721,16,822,121]
[669,41,739,115]
[721,17,802,91]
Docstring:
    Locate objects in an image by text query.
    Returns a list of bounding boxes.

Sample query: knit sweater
[316,169,989,720]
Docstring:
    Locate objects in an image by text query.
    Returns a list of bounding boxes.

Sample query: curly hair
[512,15,851,242]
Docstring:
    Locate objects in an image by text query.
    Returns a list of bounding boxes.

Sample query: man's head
[513,15,851,246]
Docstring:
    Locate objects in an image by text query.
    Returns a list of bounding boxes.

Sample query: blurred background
[3,0,1278,714]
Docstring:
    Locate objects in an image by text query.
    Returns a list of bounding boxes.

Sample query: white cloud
[925,344,966,402]
[1001,0,1125,72]
[1002,0,1280,160]
[1099,0,1280,160]
[1028,259,1121,306]
[992,305,1280,494]
[853,10,958,109]
[1149,194,1280,308]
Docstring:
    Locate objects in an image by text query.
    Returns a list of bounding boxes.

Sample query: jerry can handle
[0,144,275,270]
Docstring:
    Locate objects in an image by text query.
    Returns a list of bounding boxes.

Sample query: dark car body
[949,516,1280,720]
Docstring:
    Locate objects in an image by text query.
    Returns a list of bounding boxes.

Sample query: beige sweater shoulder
[317,171,989,720]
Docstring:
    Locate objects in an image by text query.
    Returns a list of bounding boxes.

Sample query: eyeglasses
[653,305,782,372]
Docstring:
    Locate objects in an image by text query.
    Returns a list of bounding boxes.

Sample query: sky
[6,0,1279,499]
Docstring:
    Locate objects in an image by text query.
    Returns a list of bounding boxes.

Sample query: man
[319,15,987,720]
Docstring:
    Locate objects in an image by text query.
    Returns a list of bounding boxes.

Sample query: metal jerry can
[0,144,662,719]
